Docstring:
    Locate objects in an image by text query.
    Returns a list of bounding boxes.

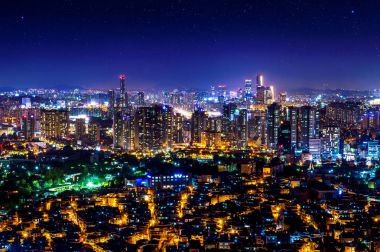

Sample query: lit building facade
[41,109,69,140]
[267,103,281,148]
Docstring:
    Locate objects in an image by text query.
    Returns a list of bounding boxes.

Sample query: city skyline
[0,1,380,90]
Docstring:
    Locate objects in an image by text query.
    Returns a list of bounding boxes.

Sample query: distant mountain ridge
[0,85,85,91]
[288,87,371,96]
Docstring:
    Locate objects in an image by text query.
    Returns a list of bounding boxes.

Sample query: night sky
[0,0,380,91]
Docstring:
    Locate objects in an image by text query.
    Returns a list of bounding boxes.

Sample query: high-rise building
[173,113,184,144]
[309,138,321,162]
[244,79,252,100]
[119,74,127,109]
[248,109,267,145]
[288,106,300,151]
[256,74,265,105]
[265,86,274,104]
[191,108,207,145]
[222,103,238,142]
[203,116,222,148]
[235,108,248,148]
[108,89,115,119]
[75,118,86,142]
[203,131,221,149]
[267,103,281,148]
[288,106,320,152]
[321,126,340,159]
[162,105,174,148]
[134,104,173,151]
[182,120,192,143]
[88,121,100,144]
[113,74,128,149]
[361,110,380,131]
[278,121,291,154]
[279,92,287,104]
[41,109,69,140]
[325,102,361,128]
[206,116,222,133]
[219,104,249,148]
[108,90,115,111]
[256,74,264,87]
[124,114,135,151]
[300,106,320,150]
[21,113,35,140]
[113,110,125,149]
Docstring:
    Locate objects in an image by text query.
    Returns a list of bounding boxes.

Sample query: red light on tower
[119,74,126,80]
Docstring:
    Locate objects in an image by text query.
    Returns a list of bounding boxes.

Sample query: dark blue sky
[0,0,380,91]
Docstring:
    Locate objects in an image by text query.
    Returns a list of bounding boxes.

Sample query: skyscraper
[279,92,287,104]
[108,89,115,119]
[191,108,207,145]
[162,105,174,148]
[124,114,135,151]
[235,108,248,148]
[134,104,173,151]
[41,109,69,140]
[256,74,266,105]
[278,121,291,154]
[75,118,86,142]
[267,103,281,148]
[300,106,320,150]
[288,106,320,152]
[119,74,127,109]
[266,85,275,104]
[113,74,128,149]
[361,109,380,131]
[88,121,101,144]
[113,110,125,149]
[222,103,238,143]
[173,113,184,144]
[21,113,35,140]
[248,109,267,145]
[204,116,222,148]
[108,90,115,110]
[288,106,300,151]
[257,74,264,87]
[244,79,252,100]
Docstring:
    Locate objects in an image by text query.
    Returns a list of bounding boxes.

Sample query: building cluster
[0,74,376,164]
[1,74,380,251]
[1,154,380,251]
[108,74,380,164]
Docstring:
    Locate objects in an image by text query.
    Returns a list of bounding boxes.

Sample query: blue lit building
[148,173,191,191]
